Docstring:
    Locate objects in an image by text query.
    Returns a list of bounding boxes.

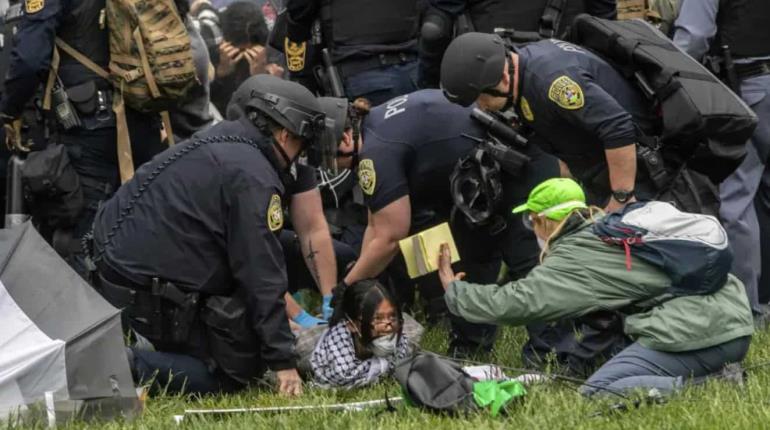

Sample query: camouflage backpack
[105,0,197,113]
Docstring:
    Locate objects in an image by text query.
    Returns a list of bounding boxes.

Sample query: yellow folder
[398,222,460,279]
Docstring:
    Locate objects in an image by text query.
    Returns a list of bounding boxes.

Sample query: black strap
[539,0,567,39]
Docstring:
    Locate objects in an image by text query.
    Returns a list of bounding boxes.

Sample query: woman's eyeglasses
[371,316,400,329]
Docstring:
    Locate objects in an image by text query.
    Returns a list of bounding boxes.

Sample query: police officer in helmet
[91,75,325,395]
[227,77,358,323]
[312,89,560,355]
[418,0,617,88]
[441,32,661,214]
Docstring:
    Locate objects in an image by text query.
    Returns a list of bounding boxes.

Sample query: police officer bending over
[227,76,357,324]
[320,89,559,355]
[90,76,326,396]
[440,33,660,213]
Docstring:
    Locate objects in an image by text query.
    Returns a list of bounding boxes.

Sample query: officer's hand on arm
[438,243,465,291]
[276,368,303,396]
[604,144,637,213]
[343,196,412,285]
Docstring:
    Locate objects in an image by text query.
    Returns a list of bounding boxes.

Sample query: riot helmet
[243,75,326,147]
[440,32,510,108]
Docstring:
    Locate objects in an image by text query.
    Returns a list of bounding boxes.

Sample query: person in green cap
[438,178,754,397]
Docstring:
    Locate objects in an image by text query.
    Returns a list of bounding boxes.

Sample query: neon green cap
[512,178,587,221]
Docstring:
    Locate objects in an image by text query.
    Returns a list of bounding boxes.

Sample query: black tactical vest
[467,0,586,38]
[56,0,110,87]
[716,0,770,59]
[320,0,419,58]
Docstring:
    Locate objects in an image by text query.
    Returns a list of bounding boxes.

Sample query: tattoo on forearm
[306,239,321,285]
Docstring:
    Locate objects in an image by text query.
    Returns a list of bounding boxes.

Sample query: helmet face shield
[247,90,326,146]
[310,114,341,175]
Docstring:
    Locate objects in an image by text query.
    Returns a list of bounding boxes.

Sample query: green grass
[20,324,770,429]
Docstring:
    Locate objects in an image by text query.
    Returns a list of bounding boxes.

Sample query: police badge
[358,159,376,196]
[267,194,283,231]
[284,39,307,72]
[548,75,585,110]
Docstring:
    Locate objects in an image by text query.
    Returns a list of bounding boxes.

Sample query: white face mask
[370,333,398,357]
[537,237,547,250]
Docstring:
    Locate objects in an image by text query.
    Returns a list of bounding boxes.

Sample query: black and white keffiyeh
[310,323,410,389]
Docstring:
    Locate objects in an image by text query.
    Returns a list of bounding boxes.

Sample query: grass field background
[21,319,770,430]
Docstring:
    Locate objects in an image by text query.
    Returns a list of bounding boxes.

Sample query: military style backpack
[45,0,197,182]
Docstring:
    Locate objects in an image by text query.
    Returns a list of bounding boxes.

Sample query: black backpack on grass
[394,352,478,414]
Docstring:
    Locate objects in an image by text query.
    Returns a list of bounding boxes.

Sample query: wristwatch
[611,189,635,204]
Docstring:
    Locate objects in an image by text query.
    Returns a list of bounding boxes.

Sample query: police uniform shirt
[357,89,483,215]
[514,39,655,180]
[291,164,319,195]
[93,118,296,369]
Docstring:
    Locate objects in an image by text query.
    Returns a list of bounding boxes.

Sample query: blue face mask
[370,333,398,357]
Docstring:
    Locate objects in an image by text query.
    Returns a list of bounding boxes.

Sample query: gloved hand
[322,294,333,320]
[292,310,327,329]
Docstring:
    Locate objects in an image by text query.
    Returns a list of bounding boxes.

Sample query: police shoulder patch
[284,39,306,72]
[520,97,534,122]
[358,159,376,196]
[267,194,283,232]
[25,0,44,14]
[548,75,584,110]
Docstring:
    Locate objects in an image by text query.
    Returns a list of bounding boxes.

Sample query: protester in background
[438,178,754,396]
[210,1,283,113]
[309,280,414,388]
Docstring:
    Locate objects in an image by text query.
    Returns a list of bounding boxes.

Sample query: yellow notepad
[399,222,460,279]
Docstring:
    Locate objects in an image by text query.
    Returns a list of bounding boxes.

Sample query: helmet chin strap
[482,52,516,111]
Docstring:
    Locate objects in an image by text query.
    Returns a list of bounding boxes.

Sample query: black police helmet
[440,32,507,107]
[239,75,326,146]
[225,75,262,121]
[311,97,349,174]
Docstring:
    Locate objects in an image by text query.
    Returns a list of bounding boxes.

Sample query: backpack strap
[42,46,60,111]
[160,111,176,146]
[539,0,567,39]
[53,37,110,79]
[50,37,137,183]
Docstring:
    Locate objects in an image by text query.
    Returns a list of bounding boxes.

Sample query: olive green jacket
[445,216,754,352]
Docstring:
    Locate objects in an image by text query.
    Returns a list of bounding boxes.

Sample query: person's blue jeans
[130,348,244,395]
[343,61,419,107]
[580,336,751,397]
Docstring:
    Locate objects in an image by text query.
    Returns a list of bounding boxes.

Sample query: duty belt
[338,52,417,78]
[97,266,200,346]
[735,60,770,81]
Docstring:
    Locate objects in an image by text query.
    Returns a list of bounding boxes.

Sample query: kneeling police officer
[90,75,326,396]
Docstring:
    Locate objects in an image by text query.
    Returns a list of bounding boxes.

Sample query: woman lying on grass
[309,280,415,388]
[438,178,754,397]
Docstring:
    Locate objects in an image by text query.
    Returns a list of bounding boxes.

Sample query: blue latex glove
[293,310,327,328]
[322,294,334,320]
